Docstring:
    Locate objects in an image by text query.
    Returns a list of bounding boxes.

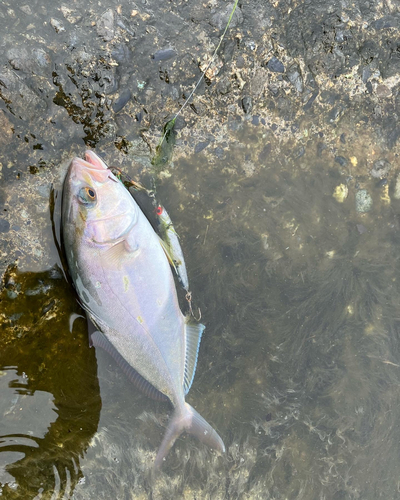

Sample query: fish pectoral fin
[158,236,178,274]
[103,236,139,267]
[183,320,205,395]
[103,241,126,266]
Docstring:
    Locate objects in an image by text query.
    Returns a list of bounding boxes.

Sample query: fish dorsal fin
[183,320,205,395]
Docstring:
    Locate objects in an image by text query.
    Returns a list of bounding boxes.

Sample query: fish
[62,150,225,468]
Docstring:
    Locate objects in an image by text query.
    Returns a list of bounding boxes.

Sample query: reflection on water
[0,367,58,491]
[0,269,101,498]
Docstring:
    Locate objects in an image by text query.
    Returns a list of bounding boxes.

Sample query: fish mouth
[71,150,109,183]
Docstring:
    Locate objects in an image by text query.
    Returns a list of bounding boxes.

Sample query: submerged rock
[393,173,400,200]
[370,159,391,179]
[355,189,373,213]
[333,184,348,203]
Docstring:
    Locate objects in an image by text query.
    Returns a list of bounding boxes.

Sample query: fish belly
[78,217,186,402]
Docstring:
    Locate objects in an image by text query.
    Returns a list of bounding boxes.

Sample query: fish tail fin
[154,402,225,469]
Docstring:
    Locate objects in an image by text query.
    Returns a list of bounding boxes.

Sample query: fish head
[62,150,139,246]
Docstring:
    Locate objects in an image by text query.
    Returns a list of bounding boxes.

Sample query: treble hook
[185,291,202,322]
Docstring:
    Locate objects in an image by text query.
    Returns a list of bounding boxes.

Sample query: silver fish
[62,151,225,467]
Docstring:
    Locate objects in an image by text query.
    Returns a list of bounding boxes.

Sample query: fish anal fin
[183,320,205,395]
[91,330,168,402]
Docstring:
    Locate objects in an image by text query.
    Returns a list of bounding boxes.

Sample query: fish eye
[86,187,96,200]
[78,186,97,205]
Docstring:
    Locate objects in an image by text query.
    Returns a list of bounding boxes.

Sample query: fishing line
[158,0,239,149]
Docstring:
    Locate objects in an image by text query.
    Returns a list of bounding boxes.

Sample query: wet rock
[173,116,186,131]
[370,159,391,179]
[303,89,319,111]
[113,89,131,113]
[210,3,243,30]
[19,5,32,15]
[60,5,81,24]
[372,16,399,30]
[360,40,379,63]
[376,85,391,99]
[334,156,347,167]
[32,48,51,70]
[0,68,46,120]
[216,77,232,95]
[250,68,268,97]
[236,56,245,69]
[97,9,115,42]
[241,96,253,114]
[7,47,29,71]
[115,17,135,36]
[268,83,279,98]
[266,57,285,73]
[355,190,373,213]
[362,66,373,83]
[112,44,132,65]
[200,56,223,80]
[194,141,210,154]
[0,111,13,146]
[221,39,236,63]
[151,49,177,62]
[287,64,303,92]
[50,18,65,33]
[0,219,10,233]
[328,104,347,123]
[8,47,50,74]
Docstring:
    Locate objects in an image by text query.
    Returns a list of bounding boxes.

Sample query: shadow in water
[0,266,101,499]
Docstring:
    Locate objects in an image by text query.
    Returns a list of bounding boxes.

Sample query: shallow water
[2,0,400,498]
[3,120,400,499]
